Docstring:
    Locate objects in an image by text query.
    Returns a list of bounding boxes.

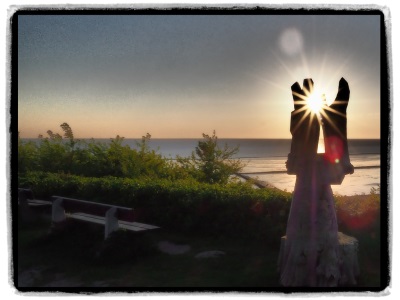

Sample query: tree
[35,123,76,173]
[60,122,76,148]
[177,131,244,184]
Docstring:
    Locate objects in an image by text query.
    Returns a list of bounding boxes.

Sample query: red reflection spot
[251,201,264,216]
[337,209,378,230]
[324,136,344,164]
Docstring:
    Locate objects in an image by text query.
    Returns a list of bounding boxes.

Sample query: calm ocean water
[126,138,381,196]
[139,139,380,158]
[117,139,381,195]
[23,138,381,196]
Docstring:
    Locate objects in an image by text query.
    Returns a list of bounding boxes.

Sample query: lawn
[15,208,382,292]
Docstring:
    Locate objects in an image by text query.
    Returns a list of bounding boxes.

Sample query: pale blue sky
[18,13,381,138]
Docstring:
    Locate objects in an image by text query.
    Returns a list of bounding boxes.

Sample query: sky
[17,12,382,139]
[0,0,400,299]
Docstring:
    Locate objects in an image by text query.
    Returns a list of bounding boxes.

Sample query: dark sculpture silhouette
[286,78,320,175]
[278,78,359,287]
[322,78,354,183]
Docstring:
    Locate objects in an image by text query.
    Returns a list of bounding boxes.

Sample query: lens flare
[324,136,344,164]
[279,28,304,56]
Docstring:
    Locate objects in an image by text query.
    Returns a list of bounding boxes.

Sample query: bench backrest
[18,188,35,200]
[51,196,134,222]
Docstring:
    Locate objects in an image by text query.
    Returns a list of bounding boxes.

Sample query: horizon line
[19,136,381,140]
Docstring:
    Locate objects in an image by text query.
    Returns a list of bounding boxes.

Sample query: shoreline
[235,173,278,190]
[238,172,380,197]
[238,165,380,175]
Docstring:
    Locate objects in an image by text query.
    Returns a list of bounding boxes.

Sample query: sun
[306,90,325,115]
[290,80,326,117]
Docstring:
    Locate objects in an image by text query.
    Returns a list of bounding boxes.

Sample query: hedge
[18,171,292,241]
[18,171,380,244]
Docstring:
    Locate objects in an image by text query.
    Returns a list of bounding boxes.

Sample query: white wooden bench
[50,195,159,239]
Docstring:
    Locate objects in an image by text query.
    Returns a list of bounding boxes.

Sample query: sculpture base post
[278,232,359,287]
[337,232,360,285]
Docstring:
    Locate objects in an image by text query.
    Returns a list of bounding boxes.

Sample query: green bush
[177,131,244,184]
[18,133,39,173]
[334,187,381,250]
[18,171,292,242]
[18,125,246,186]
[18,171,381,245]
[18,124,185,180]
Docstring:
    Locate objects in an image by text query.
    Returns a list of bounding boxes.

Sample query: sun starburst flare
[292,84,326,118]
[292,82,347,130]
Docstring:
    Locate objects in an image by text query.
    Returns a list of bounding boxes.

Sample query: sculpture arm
[287,79,320,174]
[322,77,354,175]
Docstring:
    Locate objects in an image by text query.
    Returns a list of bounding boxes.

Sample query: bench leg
[105,207,119,239]
[18,190,34,223]
[52,197,66,223]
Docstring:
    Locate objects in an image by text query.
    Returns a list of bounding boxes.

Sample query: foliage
[18,125,245,185]
[177,131,244,184]
[18,124,185,180]
[18,171,292,241]
[334,187,381,251]
[20,171,381,243]
[60,122,75,145]
[18,132,39,173]
[334,186,380,228]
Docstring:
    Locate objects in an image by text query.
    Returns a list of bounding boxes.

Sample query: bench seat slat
[69,213,158,232]
[52,196,132,211]
[120,221,159,230]
[69,213,146,232]
[74,213,159,230]
[51,196,134,221]
[27,203,51,207]
[119,223,149,232]
[68,213,107,226]
[27,199,52,206]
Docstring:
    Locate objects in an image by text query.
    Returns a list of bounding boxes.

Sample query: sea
[23,138,382,196]
[123,138,382,196]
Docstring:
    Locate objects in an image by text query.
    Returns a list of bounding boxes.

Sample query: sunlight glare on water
[317,124,325,153]
[317,136,325,153]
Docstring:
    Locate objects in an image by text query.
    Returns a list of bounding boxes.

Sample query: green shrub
[18,133,39,173]
[18,171,292,242]
[18,171,381,246]
[176,131,244,185]
[334,187,381,247]
[18,124,185,180]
